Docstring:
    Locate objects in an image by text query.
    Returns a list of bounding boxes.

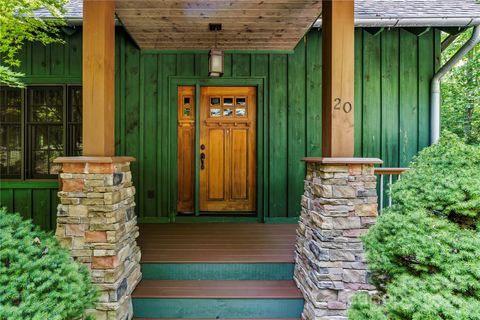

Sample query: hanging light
[208,23,224,77]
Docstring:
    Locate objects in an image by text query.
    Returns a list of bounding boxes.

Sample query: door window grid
[209,96,248,118]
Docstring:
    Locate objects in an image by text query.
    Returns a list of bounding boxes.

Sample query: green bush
[0,208,98,320]
[349,132,480,319]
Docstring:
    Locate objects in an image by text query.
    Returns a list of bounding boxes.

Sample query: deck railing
[374,167,409,210]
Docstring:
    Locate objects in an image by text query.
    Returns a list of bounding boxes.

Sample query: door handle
[200,152,205,170]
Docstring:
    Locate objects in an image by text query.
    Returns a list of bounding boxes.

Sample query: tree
[0,0,67,87]
[348,132,480,319]
[441,28,480,145]
[0,208,98,319]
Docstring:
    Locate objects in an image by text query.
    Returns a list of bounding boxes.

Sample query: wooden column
[322,0,355,157]
[82,0,115,156]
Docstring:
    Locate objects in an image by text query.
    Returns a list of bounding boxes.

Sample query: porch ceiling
[115,0,323,50]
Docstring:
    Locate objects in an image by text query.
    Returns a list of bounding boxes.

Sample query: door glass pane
[210,97,220,106]
[223,97,233,106]
[223,108,233,117]
[235,108,247,117]
[236,97,246,106]
[210,108,221,117]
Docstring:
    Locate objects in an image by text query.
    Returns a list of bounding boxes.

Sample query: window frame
[0,84,82,181]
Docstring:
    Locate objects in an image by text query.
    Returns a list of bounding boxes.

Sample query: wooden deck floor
[137,223,298,263]
[133,280,303,299]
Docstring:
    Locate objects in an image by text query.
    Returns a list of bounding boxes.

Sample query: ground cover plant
[348,132,480,319]
[0,208,97,320]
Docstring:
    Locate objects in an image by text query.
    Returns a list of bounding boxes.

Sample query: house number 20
[334,98,352,113]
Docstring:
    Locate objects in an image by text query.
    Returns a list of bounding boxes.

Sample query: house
[0,0,479,319]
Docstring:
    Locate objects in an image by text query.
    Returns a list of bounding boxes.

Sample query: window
[0,85,82,179]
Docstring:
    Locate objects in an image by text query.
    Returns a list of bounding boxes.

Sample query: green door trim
[168,76,267,223]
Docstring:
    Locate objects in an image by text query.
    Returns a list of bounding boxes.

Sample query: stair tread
[132,280,303,299]
[138,224,297,263]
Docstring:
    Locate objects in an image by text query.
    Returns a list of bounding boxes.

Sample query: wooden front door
[199,87,256,212]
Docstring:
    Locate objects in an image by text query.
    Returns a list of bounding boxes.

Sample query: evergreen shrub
[349,132,480,319]
[0,208,97,320]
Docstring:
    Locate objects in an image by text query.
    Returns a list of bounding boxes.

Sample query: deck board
[132,280,303,299]
[138,223,297,263]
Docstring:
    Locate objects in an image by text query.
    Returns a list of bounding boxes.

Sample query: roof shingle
[35,0,480,27]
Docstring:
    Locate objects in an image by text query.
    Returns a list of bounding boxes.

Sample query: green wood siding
[0,27,439,228]
[115,27,438,221]
[0,181,59,231]
[14,30,82,84]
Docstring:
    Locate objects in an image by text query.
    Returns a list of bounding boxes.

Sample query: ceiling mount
[209,23,222,32]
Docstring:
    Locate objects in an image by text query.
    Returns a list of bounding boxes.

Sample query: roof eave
[314,17,480,28]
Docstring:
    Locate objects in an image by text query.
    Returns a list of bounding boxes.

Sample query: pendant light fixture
[208,23,224,77]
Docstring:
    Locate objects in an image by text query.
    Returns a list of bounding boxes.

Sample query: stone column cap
[54,156,136,163]
[302,157,383,165]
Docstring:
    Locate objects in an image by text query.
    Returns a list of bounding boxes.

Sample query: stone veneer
[294,158,382,320]
[54,157,141,320]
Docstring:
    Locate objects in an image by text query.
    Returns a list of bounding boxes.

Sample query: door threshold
[173,215,260,223]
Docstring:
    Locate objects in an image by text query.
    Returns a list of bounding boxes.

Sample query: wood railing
[374,168,409,210]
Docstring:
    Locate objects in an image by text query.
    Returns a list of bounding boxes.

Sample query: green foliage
[349,133,480,319]
[0,0,67,87]
[391,132,480,219]
[441,28,480,145]
[0,208,98,320]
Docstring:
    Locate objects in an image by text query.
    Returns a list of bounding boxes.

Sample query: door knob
[200,152,205,170]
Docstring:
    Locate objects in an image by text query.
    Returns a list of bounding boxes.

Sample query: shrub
[349,132,480,319]
[0,208,97,320]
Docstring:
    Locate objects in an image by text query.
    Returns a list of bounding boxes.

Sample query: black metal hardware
[200,152,205,170]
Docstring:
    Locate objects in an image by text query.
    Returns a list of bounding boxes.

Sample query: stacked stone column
[54,157,141,320]
[294,159,381,320]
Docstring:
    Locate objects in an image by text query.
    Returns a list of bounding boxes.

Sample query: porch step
[141,263,294,280]
[132,280,304,318]
[133,224,303,319]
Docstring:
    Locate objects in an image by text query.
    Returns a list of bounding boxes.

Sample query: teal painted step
[142,263,295,280]
[132,298,304,318]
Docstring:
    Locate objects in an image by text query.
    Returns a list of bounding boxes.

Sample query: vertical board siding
[0,186,58,231]
[115,28,438,220]
[1,27,440,228]
[287,40,307,218]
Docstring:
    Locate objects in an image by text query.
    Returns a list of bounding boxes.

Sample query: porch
[4,0,480,319]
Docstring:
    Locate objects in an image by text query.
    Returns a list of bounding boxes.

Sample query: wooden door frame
[169,77,267,222]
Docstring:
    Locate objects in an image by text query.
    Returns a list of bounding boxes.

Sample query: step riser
[133,298,304,318]
[141,263,295,280]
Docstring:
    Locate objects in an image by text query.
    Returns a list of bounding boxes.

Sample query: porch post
[53,1,141,319]
[294,1,383,318]
[82,0,116,156]
[321,0,355,157]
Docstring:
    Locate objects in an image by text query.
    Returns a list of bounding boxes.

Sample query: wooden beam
[321,0,355,157]
[82,0,115,156]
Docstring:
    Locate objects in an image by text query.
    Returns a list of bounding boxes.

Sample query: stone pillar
[294,158,382,320]
[54,157,141,320]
